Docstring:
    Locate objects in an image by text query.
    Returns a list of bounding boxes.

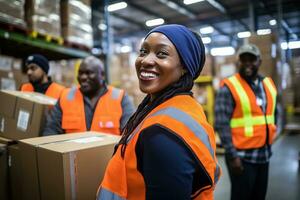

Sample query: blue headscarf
[145,24,205,79]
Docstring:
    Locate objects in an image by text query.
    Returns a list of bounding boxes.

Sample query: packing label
[1,77,16,90]
[17,110,30,131]
[70,136,104,144]
[0,117,4,133]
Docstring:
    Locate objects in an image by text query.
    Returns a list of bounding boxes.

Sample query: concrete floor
[214,133,300,200]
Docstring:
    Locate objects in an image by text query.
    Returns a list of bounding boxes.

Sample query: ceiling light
[200,26,214,34]
[91,48,102,55]
[121,45,132,53]
[281,41,300,50]
[269,19,277,26]
[107,2,127,12]
[183,0,205,5]
[237,31,251,38]
[145,18,165,27]
[98,23,107,31]
[210,46,235,56]
[257,29,271,35]
[202,37,211,44]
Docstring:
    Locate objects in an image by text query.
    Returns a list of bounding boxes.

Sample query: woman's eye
[139,48,147,56]
[157,51,168,57]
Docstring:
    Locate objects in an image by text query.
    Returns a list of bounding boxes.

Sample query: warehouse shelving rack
[0,26,90,60]
[194,75,214,125]
[194,75,224,153]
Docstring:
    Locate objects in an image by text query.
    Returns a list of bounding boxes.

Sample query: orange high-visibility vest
[20,82,65,100]
[97,95,221,200]
[60,86,124,135]
[222,73,277,149]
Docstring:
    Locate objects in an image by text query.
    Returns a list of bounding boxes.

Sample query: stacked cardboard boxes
[25,0,61,38]
[0,55,27,90]
[0,137,20,200]
[200,54,213,76]
[0,142,9,200]
[291,56,300,107]
[213,55,237,90]
[110,53,145,107]
[61,0,93,48]
[0,0,26,27]
[0,90,56,140]
[49,59,79,87]
[19,132,120,200]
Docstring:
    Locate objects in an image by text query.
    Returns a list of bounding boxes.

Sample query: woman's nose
[141,53,156,66]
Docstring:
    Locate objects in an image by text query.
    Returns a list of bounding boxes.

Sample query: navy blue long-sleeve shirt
[135,125,211,199]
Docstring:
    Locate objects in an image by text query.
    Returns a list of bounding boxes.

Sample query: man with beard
[43,56,135,136]
[20,54,65,99]
[215,44,277,200]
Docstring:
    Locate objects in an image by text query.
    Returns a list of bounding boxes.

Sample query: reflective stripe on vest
[150,107,221,184]
[228,76,275,137]
[152,107,214,157]
[263,77,277,115]
[67,87,77,100]
[97,188,125,200]
[112,87,122,100]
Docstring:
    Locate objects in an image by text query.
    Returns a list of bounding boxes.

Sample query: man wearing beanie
[20,54,65,99]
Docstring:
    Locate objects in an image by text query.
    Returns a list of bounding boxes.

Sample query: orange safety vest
[60,86,124,135]
[222,73,277,149]
[97,95,221,200]
[20,82,65,100]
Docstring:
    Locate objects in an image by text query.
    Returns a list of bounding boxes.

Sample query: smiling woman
[135,32,183,99]
[97,24,221,200]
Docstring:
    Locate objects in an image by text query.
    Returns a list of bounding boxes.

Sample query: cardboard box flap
[0,136,15,145]
[1,90,57,105]
[19,132,120,147]
[39,134,120,153]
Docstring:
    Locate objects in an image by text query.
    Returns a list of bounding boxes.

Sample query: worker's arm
[136,125,210,199]
[120,92,135,130]
[42,99,64,136]
[215,85,243,174]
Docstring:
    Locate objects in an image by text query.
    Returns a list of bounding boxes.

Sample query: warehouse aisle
[214,133,300,200]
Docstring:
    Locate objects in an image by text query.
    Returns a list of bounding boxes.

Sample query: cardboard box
[8,144,22,200]
[0,90,57,140]
[200,55,213,76]
[0,143,9,200]
[0,136,19,200]
[19,132,120,200]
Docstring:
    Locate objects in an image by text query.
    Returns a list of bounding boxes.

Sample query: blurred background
[0,0,299,199]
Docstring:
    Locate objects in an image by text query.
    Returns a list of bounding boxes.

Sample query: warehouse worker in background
[215,44,277,200]
[43,56,135,136]
[20,54,65,99]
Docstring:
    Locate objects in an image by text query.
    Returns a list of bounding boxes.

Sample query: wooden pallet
[28,30,64,45]
[0,20,27,34]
